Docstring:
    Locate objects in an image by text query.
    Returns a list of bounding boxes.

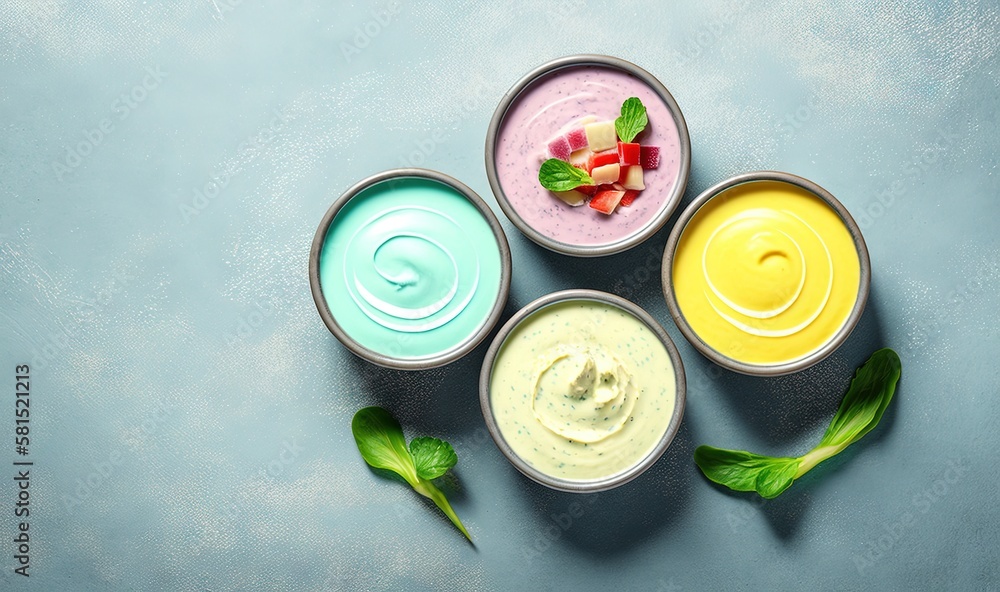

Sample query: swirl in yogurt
[318,178,503,360]
[672,181,861,366]
[343,206,479,334]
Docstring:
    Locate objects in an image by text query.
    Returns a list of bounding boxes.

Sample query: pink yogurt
[494,64,685,248]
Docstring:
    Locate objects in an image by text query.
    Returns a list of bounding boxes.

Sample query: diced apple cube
[547,136,572,161]
[617,142,640,166]
[589,189,626,215]
[621,166,645,190]
[640,145,660,169]
[565,128,589,151]
[552,189,587,207]
[591,163,620,185]
[584,121,617,152]
[576,184,598,196]
[620,189,640,207]
[568,148,592,171]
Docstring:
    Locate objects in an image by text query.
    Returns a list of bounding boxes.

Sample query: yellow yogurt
[672,181,861,366]
[489,299,676,481]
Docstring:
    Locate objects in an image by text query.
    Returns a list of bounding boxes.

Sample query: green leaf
[351,407,472,542]
[538,158,594,192]
[818,348,902,449]
[615,97,648,143]
[414,478,472,541]
[693,348,902,499]
[410,437,458,480]
[351,407,418,485]
[694,446,800,499]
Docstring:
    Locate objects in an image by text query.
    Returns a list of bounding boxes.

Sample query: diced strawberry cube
[590,149,619,169]
[547,136,572,161]
[617,142,640,166]
[640,145,660,169]
[619,190,641,207]
[565,128,589,151]
[588,189,626,215]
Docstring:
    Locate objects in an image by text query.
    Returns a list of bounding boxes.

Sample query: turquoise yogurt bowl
[309,168,512,370]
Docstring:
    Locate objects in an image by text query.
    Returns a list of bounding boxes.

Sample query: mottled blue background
[1,1,998,590]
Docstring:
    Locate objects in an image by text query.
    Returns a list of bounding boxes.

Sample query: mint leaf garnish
[538,158,594,192]
[410,437,458,480]
[615,97,648,143]
[352,407,472,541]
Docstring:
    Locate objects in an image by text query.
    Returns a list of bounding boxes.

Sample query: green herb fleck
[694,348,901,499]
[615,97,648,143]
[538,158,594,192]
[351,406,471,541]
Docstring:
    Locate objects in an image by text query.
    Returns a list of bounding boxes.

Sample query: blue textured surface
[1,1,998,590]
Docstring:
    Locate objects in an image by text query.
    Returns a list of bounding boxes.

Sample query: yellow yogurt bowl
[663,171,870,376]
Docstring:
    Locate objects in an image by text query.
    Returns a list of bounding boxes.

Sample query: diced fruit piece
[584,121,617,152]
[569,148,592,170]
[547,136,572,161]
[565,128,589,151]
[640,145,660,169]
[591,163,620,185]
[552,189,587,207]
[577,115,598,126]
[589,149,619,170]
[620,190,640,207]
[621,166,645,190]
[576,184,598,196]
[617,142,641,166]
[589,189,626,215]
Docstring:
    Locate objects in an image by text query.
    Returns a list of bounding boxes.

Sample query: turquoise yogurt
[314,172,508,366]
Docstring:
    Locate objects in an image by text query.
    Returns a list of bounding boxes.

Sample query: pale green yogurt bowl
[479,289,686,492]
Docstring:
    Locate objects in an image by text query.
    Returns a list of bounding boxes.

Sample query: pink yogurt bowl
[485,55,691,257]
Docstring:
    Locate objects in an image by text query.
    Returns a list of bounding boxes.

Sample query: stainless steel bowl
[485,54,691,257]
[309,168,512,370]
[479,289,686,492]
[662,171,871,376]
